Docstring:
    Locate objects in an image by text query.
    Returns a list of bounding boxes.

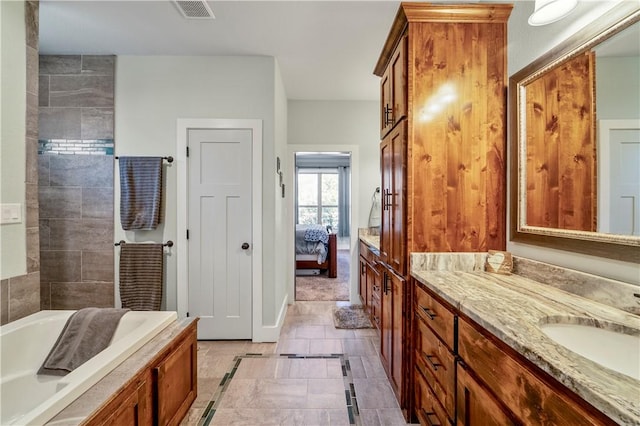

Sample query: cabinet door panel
[380,123,407,275]
[380,66,393,138]
[380,138,392,265]
[456,362,516,426]
[390,270,405,400]
[155,329,197,426]
[389,123,406,275]
[380,269,393,376]
[391,36,407,125]
[458,318,615,425]
[359,256,368,306]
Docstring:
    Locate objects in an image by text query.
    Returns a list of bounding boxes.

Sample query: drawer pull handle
[422,409,440,426]
[424,353,441,371]
[421,306,437,320]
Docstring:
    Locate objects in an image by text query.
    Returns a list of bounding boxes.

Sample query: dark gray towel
[119,156,163,230]
[38,308,129,376]
[119,243,164,311]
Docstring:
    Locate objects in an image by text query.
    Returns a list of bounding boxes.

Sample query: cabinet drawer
[415,366,450,426]
[415,316,455,418]
[359,241,379,264]
[458,318,615,426]
[415,284,455,350]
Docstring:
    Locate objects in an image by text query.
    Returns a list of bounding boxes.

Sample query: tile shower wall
[1,1,41,325]
[38,55,115,309]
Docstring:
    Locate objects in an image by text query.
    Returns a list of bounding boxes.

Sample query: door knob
[241,243,250,250]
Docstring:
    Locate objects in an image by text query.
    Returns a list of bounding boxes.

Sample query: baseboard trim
[253,293,288,343]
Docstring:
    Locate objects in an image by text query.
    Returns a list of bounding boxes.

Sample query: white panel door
[188,128,252,339]
[609,129,640,236]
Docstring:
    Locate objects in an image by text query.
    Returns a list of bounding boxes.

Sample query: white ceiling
[42,0,527,101]
[40,1,634,101]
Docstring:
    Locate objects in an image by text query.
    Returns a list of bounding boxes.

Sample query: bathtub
[0,309,177,425]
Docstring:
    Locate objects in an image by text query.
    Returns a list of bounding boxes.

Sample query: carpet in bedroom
[296,249,350,301]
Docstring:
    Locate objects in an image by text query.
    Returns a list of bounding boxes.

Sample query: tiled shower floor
[180,301,408,426]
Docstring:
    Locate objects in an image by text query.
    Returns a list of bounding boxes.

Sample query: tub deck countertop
[411,268,640,426]
[46,317,197,425]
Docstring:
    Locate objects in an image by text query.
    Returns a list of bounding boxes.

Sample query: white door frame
[177,119,263,341]
[287,144,360,305]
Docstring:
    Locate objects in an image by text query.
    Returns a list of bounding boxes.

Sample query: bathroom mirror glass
[509,4,640,263]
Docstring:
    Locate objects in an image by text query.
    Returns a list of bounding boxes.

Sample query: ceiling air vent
[173,0,215,19]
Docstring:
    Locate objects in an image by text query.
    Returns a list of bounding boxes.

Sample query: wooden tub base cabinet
[80,319,198,426]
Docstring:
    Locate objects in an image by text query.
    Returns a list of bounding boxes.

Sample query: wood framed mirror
[509,3,640,263]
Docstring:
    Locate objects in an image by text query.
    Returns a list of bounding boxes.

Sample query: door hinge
[186,146,190,157]
[186,312,189,317]
[186,229,189,240]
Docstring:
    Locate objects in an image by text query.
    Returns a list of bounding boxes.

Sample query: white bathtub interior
[1,310,177,425]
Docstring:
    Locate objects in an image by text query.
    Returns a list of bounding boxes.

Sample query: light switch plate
[0,203,22,224]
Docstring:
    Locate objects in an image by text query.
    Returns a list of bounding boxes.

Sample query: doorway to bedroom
[294,152,351,301]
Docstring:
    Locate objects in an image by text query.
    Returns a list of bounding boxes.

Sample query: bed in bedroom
[295,224,337,278]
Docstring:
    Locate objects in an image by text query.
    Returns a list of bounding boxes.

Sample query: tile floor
[181,301,408,425]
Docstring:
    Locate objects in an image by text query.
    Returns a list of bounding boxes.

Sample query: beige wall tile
[9,272,40,322]
[50,281,114,309]
[82,187,113,219]
[26,226,40,273]
[1,279,8,325]
[40,281,51,310]
[39,187,82,219]
[40,55,81,75]
[82,250,114,282]
[40,250,81,283]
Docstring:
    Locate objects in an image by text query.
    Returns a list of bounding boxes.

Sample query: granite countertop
[411,266,640,425]
[358,228,380,251]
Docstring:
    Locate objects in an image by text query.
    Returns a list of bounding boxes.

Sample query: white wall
[287,100,379,304]
[271,60,289,328]
[115,56,286,337]
[0,0,27,279]
[288,100,380,227]
[596,56,640,120]
[507,0,639,285]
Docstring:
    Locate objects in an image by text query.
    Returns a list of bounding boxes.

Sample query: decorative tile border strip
[197,353,361,426]
[38,139,114,155]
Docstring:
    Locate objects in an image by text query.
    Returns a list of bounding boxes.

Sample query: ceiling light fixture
[528,0,578,26]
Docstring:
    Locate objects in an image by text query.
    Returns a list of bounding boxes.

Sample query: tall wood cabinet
[374,3,512,421]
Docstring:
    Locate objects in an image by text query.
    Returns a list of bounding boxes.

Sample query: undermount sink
[540,321,640,381]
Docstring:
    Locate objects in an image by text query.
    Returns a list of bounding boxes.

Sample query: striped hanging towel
[119,156,163,230]
[119,243,164,311]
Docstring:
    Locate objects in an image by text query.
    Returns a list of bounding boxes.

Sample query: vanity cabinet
[375,4,512,417]
[412,279,617,425]
[457,317,616,426]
